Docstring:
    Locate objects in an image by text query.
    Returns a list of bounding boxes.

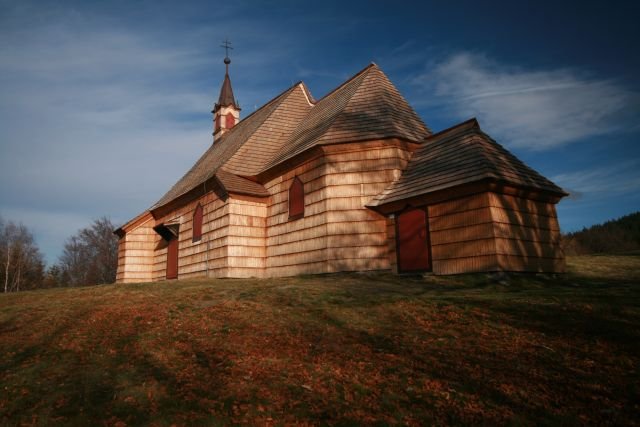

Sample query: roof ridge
[260,65,374,171]
[472,129,556,186]
[313,63,377,103]
[261,63,431,172]
[149,83,304,211]
[423,118,479,143]
[368,119,567,209]
[356,66,432,136]
[297,81,316,105]
[225,82,301,130]
[200,84,308,181]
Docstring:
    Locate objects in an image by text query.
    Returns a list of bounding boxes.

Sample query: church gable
[222,83,314,177]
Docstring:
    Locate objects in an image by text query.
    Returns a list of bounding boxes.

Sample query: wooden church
[114,54,568,283]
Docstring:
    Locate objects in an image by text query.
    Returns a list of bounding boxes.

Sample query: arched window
[225,113,235,129]
[289,176,304,220]
[215,115,221,133]
[192,203,203,242]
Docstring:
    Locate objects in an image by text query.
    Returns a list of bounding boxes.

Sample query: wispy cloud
[0,2,297,263]
[551,159,640,198]
[411,52,638,149]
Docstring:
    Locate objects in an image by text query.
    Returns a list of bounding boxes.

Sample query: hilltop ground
[1,255,639,426]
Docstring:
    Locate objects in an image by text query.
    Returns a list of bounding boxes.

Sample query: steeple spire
[212,38,241,142]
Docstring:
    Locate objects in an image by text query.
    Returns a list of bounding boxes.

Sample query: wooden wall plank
[433,255,500,275]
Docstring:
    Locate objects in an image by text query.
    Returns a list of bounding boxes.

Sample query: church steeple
[212,39,241,142]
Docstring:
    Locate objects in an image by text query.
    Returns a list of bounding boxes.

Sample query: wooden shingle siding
[430,207,494,232]
[430,223,496,245]
[368,119,567,210]
[150,192,231,281]
[265,155,328,276]
[433,255,500,275]
[260,140,413,277]
[265,140,414,276]
[429,193,498,274]
[489,193,564,273]
[116,215,155,283]
[225,198,267,277]
[426,192,564,274]
[491,207,560,231]
[322,144,412,274]
[487,192,557,217]
[385,217,398,273]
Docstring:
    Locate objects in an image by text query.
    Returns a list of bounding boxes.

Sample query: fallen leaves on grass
[1,256,639,425]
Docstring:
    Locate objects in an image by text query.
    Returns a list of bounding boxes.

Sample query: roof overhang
[153,220,180,241]
[113,211,153,238]
[367,179,567,216]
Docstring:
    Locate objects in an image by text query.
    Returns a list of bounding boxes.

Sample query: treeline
[0,216,119,292]
[563,211,640,255]
[0,217,45,292]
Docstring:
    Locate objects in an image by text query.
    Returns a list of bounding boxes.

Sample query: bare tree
[58,217,118,286]
[0,217,45,292]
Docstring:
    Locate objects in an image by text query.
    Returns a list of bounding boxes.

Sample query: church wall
[386,216,398,274]
[262,139,415,277]
[116,215,155,283]
[429,193,500,274]
[264,155,329,277]
[488,193,565,273]
[322,142,414,273]
[425,191,564,274]
[225,197,267,278]
[152,192,230,281]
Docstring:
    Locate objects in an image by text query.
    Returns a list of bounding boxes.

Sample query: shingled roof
[221,83,314,177]
[367,118,568,210]
[151,83,307,210]
[264,63,431,169]
[151,63,431,211]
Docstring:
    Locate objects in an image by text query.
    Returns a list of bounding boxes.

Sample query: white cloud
[0,1,312,264]
[412,52,637,149]
[551,159,640,197]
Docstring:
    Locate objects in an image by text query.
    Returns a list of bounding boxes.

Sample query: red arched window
[192,203,203,242]
[289,176,304,220]
[225,113,235,129]
[215,115,221,133]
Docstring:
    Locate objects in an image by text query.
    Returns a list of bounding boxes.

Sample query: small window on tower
[226,113,235,129]
[289,176,304,220]
[192,203,203,242]
[215,115,221,133]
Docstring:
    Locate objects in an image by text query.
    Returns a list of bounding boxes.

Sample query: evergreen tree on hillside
[564,212,640,254]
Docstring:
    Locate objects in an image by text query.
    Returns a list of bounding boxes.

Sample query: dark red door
[166,237,179,279]
[397,208,431,272]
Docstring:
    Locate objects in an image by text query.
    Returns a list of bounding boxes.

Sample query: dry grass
[1,255,639,426]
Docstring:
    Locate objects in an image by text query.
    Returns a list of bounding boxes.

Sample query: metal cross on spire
[221,38,233,63]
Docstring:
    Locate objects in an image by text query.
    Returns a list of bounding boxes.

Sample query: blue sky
[1,0,639,264]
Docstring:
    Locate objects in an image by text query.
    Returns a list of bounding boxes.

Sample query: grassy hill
[1,255,639,426]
